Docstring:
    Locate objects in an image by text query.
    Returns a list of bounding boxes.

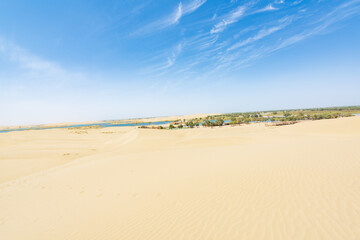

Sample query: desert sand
[0,117,360,239]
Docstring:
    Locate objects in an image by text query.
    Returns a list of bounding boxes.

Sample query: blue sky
[0,0,360,125]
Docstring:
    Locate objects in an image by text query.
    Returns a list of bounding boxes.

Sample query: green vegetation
[215,119,224,126]
[202,119,224,127]
[185,121,195,128]
[186,105,360,128]
[283,112,291,117]
[140,106,359,130]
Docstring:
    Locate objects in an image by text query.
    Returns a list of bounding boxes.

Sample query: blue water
[0,121,172,133]
[354,113,360,116]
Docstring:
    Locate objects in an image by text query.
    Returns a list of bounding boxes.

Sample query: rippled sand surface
[1,117,359,240]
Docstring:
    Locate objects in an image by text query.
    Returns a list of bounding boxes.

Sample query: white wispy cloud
[172,2,183,24]
[210,1,281,35]
[227,24,287,51]
[0,40,64,79]
[273,0,360,52]
[0,39,84,85]
[137,0,360,84]
[210,5,246,34]
[183,0,207,14]
[186,32,219,50]
[144,42,184,75]
[253,4,279,14]
[133,0,206,35]
[292,0,303,5]
[221,0,360,71]
[166,42,183,68]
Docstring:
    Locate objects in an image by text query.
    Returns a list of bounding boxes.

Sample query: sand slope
[0,117,360,239]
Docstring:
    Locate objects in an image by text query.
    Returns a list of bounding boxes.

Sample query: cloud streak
[253,4,279,14]
[272,0,360,52]
[222,0,360,71]
[0,38,85,86]
[143,42,184,76]
[134,0,206,35]
[135,0,360,84]
[0,40,64,79]
[210,5,246,34]
[210,1,281,35]
[227,25,283,51]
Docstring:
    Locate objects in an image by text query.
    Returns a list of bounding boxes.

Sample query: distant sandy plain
[1,116,359,239]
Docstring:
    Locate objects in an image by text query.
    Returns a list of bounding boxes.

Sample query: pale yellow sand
[0,117,360,240]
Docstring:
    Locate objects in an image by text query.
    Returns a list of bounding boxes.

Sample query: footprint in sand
[79,186,86,194]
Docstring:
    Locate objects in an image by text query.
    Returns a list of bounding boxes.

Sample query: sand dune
[1,117,360,239]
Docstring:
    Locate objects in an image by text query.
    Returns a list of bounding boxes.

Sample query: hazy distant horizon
[2,104,359,127]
